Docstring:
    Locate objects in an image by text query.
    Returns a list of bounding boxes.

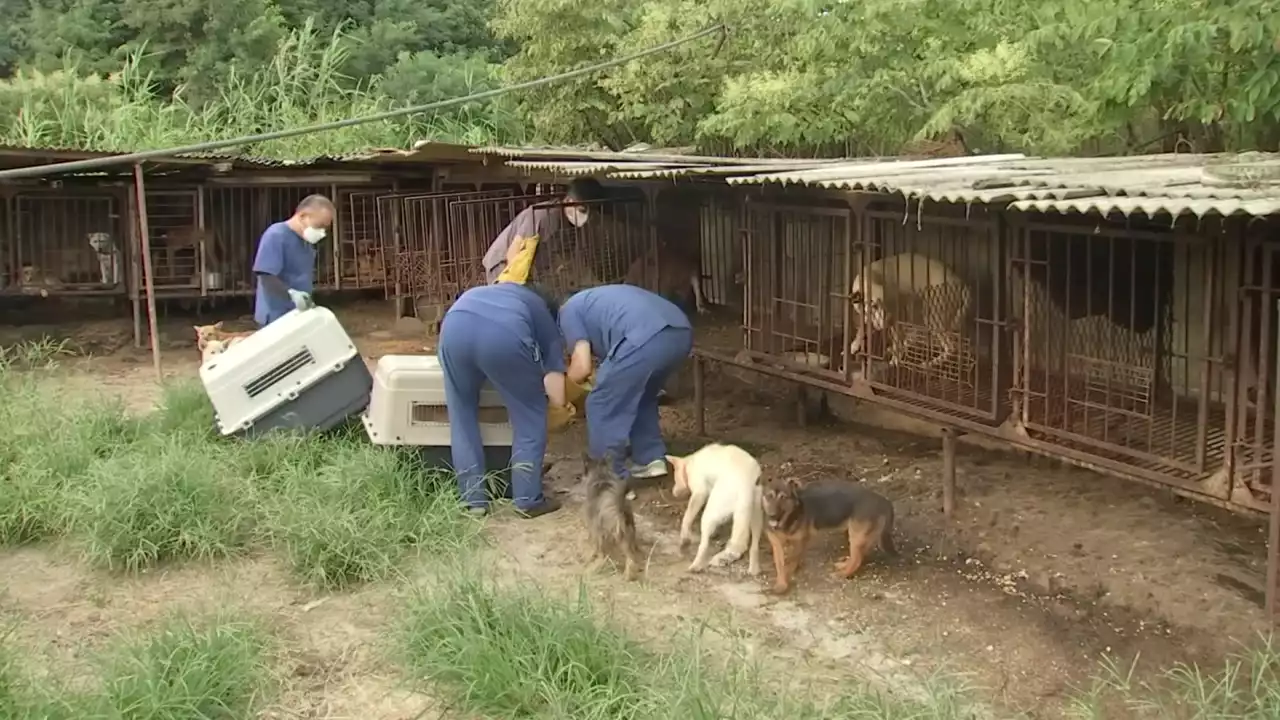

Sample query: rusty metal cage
[201,185,336,296]
[1226,234,1280,509]
[742,201,852,381]
[376,188,519,318]
[336,187,393,291]
[1010,217,1228,496]
[855,207,1007,423]
[144,189,200,289]
[698,192,745,309]
[446,193,650,301]
[4,190,128,296]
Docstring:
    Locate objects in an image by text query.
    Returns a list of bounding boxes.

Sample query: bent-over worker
[481,177,605,285]
[558,284,693,479]
[438,282,567,518]
[252,194,333,326]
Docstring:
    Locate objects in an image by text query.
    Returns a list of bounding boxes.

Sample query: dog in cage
[849,252,972,369]
[624,249,707,316]
[87,232,121,286]
[155,226,222,286]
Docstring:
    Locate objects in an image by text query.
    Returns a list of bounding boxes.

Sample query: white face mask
[564,206,589,228]
[302,226,326,244]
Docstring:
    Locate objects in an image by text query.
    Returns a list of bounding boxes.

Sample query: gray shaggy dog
[581,453,642,581]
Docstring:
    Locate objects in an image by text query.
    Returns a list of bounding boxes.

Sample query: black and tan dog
[581,453,642,581]
[760,477,897,594]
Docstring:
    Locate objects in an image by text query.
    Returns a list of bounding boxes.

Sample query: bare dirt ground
[0,298,1273,719]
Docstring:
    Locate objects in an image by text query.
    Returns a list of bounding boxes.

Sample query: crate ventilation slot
[244,349,316,398]
[411,403,507,425]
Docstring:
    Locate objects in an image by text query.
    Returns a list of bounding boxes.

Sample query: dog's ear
[192,325,202,333]
[665,454,682,469]
[785,477,803,494]
[213,321,224,330]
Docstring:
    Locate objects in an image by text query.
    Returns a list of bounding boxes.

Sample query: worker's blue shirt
[446,283,567,373]
[253,222,316,326]
[559,284,691,362]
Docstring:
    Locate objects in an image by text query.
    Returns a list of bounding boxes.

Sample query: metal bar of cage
[6,189,129,296]
[376,189,519,316]
[856,207,1006,424]
[1011,217,1224,486]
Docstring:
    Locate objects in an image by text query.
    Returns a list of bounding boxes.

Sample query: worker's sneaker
[517,497,562,519]
[465,506,489,518]
[628,459,669,479]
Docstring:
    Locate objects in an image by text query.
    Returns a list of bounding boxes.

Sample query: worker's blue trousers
[586,326,693,476]
[438,314,549,511]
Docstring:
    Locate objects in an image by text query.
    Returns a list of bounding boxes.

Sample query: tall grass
[398,570,977,720]
[0,342,476,588]
[1,615,271,719]
[0,23,527,159]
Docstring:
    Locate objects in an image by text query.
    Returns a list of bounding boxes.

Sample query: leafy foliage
[495,0,1280,156]
[0,0,1279,157]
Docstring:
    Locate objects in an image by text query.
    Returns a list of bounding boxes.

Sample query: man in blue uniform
[482,177,605,284]
[253,194,334,326]
[559,284,693,479]
[438,282,567,518]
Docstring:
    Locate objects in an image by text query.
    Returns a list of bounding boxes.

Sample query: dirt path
[2,302,1274,718]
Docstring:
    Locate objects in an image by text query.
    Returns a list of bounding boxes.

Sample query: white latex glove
[287,288,315,311]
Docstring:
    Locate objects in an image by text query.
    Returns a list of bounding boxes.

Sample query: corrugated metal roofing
[503,160,701,176]
[716,152,1280,218]
[4,137,1279,218]
[469,145,820,167]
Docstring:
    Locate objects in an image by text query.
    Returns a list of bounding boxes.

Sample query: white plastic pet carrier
[200,307,373,438]
[362,354,513,446]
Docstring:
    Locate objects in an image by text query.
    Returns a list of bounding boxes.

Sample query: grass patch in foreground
[257,427,481,589]
[1068,639,1280,718]
[0,614,272,719]
[0,346,476,588]
[398,571,974,720]
[91,615,271,719]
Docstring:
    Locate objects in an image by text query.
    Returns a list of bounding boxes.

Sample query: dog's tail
[879,505,898,556]
[597,479,640,549]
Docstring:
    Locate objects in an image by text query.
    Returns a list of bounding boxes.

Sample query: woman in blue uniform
[438,282,566,518]
[558,284,693,479]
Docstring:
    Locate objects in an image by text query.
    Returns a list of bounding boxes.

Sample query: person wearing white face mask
[252,194,334,327]
[481,177,605,286]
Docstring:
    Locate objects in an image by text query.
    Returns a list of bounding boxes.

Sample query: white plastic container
[362,354,513,446]
[199,306,372,438]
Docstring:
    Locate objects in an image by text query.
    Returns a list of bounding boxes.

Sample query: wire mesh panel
[378,189,518,314]
[337,188,393,292]
[1230,237,1280,506]
[9,191,125,295]
[743,202,852,381]
[699,192,745,308]
[444,194,648,301]
[203,185,332,295]
[1012,219,1222,483]
[144,190,200,289]
[856,208,1005,422]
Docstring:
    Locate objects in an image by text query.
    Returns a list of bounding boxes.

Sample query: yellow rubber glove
[547,401,577,433]
[496,235,539,285]
[567,371,594,416]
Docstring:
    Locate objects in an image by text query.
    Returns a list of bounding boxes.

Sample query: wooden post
[942,428,960,518]
[1267,297,1280,622]
[693,354,706,436]
[133,164,162,381]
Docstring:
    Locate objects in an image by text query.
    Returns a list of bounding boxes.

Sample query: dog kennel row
[679,189,1277,519]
